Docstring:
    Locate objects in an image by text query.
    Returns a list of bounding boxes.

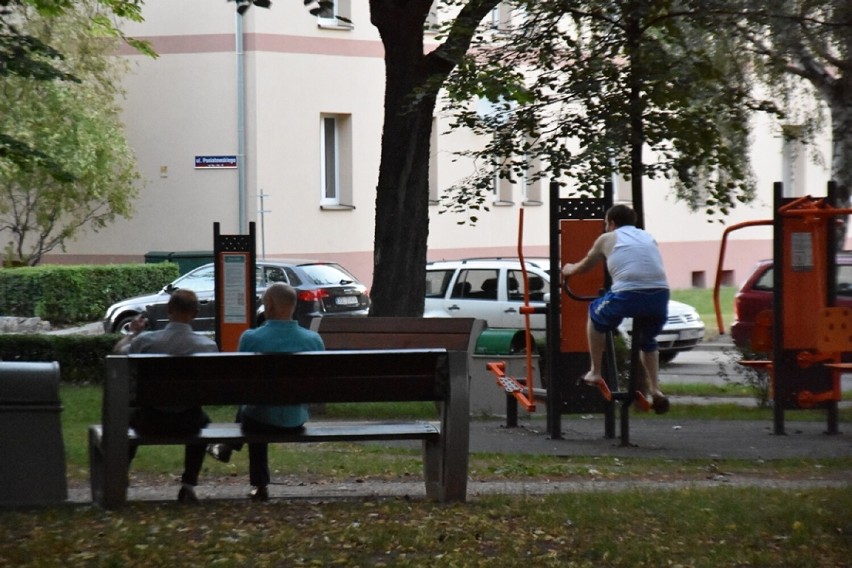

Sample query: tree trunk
[368,0,499,316]
[369,1,436,316]
[625,1,646,228]
[828,85,852,247]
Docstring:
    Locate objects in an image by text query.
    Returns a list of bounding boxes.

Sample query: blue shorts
[589,289,669,351]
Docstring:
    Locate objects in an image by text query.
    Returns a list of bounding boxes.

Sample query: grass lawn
[2,487,850,567]
[670,285,736,339]
[2,384,850,566]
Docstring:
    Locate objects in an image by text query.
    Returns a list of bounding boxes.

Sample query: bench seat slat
[90,422,440,446]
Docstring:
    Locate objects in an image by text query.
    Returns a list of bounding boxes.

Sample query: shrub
[0,263,179,324]
[0,334,118,384]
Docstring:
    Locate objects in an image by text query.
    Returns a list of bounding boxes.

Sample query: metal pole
[236,12,246,233]
[258,190,270,260]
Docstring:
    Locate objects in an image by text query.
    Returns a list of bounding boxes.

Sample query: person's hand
[129,314,148,334]
[561,263,579,277]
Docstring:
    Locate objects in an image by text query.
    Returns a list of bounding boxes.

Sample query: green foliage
[0,333,117,384]
[0,0,152,181]
[0,1,141,265]
[440,1,777,223]
[0,262,179,323]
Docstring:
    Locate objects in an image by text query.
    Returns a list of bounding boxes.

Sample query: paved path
[67,415,851,505]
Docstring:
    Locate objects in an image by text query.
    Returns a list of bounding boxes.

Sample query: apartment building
[47,1,842,290]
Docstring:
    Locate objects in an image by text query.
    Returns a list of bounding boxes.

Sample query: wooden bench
[309,316,483,353]
[89,348,469,509]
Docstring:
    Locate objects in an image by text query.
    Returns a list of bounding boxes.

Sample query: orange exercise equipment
[485,208,537,412]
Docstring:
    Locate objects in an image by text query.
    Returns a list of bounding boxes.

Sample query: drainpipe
[236,11,247,233]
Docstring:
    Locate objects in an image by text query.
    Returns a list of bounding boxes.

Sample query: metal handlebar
[560,277,600,302]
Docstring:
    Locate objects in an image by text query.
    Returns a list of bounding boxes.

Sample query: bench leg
[89,426,130,509]
[88,426,105,506]
[96,359,131,509]
[424,351,470,502]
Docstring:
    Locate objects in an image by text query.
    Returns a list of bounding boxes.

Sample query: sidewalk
[66,414,851,505]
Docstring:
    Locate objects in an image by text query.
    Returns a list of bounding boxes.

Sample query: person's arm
[561,233,612,277]
[111,314,148,354]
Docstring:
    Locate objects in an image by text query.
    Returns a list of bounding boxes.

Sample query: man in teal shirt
[237,283,324,501]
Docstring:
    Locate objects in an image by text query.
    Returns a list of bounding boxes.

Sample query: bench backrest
[310,317,483,353]
[108,349,452,407]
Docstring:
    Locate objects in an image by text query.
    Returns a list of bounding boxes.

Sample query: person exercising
[561,204,671,414]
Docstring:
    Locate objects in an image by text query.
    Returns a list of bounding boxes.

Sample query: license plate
[335,296,359,306]
[679,329,701,340]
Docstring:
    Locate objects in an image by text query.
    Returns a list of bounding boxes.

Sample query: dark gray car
[103,260,370,334]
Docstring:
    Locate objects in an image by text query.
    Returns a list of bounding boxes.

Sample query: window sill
[320,204,356,211]
[492,200,515,207]
[522,200,544,206]
[318,21,354,31]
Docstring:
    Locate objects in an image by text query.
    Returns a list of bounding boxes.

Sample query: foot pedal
[634,391,651,412]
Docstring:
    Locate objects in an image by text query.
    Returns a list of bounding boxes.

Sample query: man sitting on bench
[112,289,219,504]
[208,283,325,502]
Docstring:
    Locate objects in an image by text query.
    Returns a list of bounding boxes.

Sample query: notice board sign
[214,222,256,352]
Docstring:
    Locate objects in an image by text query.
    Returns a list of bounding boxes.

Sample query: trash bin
[0,362,67,507]
[145,251,214,275]
[470,328,540,416]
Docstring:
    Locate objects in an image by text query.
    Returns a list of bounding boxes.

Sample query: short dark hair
[606,204,637,227]
[168,288,199,316]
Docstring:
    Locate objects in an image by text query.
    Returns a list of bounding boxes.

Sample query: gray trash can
[0,361,67,506]
[470,329,541,417]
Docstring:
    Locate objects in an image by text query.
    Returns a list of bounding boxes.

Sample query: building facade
[47,1,847,292]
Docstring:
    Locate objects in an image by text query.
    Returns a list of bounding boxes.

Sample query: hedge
[0,263,180,324]
[0,334,119,385]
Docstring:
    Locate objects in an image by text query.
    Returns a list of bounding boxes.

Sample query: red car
[730,252,852,349]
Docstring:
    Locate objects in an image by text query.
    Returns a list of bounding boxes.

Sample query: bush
[0,334,119,384]
[0,263,179,324]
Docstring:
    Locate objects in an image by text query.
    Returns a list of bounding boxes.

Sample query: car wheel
[115,314,141,335]
[659,351,678,364]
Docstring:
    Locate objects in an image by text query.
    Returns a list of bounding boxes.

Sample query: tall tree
[0,1,140,265]
[441,0,776,227]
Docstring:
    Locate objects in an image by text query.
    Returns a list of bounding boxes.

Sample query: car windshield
[171,266,216,293]
[300,263,357,286]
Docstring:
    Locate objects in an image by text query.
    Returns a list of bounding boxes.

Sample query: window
[173,265,216,293]
[488,3,512,31]
[754,268,774,291]
[522,147,543,205]
[426,270,453,298]
[317,0,353,29]
[455,269,499,300]
[493,163,514,206]
[321,116,339,205]
[507,270,546,302]
[781,124,806,197]
[320,114,353,209]
[838,265,852,297]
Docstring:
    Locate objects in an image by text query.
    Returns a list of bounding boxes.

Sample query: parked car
[730,252,852,349]
[423,257,705,362]
[103,260,370,334]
